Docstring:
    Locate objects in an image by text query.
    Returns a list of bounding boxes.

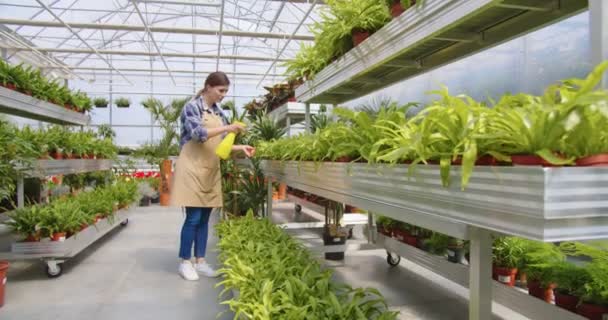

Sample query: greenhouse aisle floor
[0,202,524,320]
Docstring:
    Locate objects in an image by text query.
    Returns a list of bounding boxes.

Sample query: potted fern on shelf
[550,261,590,313]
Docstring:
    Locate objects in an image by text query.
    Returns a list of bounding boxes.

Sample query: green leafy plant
[94,97,109,108]
[492,237,527,269]
[215,211,398,319]
[115,97,131,108]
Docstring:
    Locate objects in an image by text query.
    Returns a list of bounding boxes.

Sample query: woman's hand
[233,145,256,158]
[225,123,245,134]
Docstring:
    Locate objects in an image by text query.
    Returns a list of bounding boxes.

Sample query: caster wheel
[294,204,302,214]
[120,219,129,226]
[387,253,401,267]
[46,263,63,278]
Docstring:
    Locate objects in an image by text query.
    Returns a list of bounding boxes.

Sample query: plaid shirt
[179,96,229,149]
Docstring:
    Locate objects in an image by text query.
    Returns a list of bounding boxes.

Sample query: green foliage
[492,237,527,269]
[138,97,185,165]
[97,124,116,140]
[115,97,131,108]
[3,180,139,239]
[550,261,591,297]
[215,212,398,319]
[93,97,109,108]
[0,118,37,201]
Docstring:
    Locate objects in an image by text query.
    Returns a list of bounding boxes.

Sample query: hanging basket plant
[115,97,131,108]
[94,97,109,108]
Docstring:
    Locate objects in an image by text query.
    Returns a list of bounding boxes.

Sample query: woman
[171,71,255,281]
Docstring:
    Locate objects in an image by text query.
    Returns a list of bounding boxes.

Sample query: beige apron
[171,112,223,208]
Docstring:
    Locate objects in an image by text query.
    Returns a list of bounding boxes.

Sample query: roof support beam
[257,1,317,87]
[0,18,315,41]
[34,0,133,85]
[131,0,177,85]
[1,45,291,62]
[216,0,225,70]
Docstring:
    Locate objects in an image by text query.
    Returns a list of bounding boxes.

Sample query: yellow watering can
[215,121,245,160]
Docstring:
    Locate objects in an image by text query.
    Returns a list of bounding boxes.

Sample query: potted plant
[326,0,391,47]
[518,240,564,302]
[138,179,157,207]
[115,97,131,108]
[446,238,468,264]
[323,200,348,260]
[4,206,43,242]
[40,199,85,241]
[139,97,186,206]
[577,261,608,320]
[385,0,418,18]
[424,232,451,256]
[551,261,590,313]
[492,237,526,287]
[94,97,109,108]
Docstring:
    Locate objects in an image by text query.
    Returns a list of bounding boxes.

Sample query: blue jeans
[179,207,212,260]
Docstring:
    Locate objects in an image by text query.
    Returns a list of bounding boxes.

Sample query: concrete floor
[0,202,523,320]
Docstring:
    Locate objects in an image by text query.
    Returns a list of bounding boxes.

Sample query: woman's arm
[232,145,256,158]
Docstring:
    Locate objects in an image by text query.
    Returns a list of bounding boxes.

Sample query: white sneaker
[178,261,199,281]
[195,262,219,278]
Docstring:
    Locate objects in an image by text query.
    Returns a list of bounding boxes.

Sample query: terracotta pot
[511,155,564,167]
[352,29,370,46]
[555,291,579,313]
[577,302,608,320]
[392,229,408,242]
[335,156,353,162]
[80,223,89,231]
[390,2,405,17]
[50,151,63,160]
[452,155,499,166]
[24,234,40,242]
[493,266,518,287]
[0,261,9,307]
[51,232,66,242]
[5,83,17,90]
[576,154,608,167]
[527,280,544,299]
[288,97,296,102]
[278,183,288,200]
[159,159,172,206]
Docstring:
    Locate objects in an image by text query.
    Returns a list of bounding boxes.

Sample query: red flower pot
[511,155,564,167]
[577,302,608,320]
[452,155,499,166]
[0,261,8,307]
[352,30,370,46]
[24,234,40,242]
[527,280,544,300]
[335,156,353,162]
[50,151,63,160]
[576,154,608,167]
[392,229,408,242]
[555,291,579,313]
[51,232,66,242]
[492,266,518,287]
[5,83,17,90]
[288,97,296,102]
[390,2,405,17]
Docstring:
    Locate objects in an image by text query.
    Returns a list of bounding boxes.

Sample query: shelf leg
[304,103,311,133]
[17,176,24,208]
[266,179,273,219]
[591,0,608,88]
[468,226,492,320]
[286,116,291,137]
[367,211,375,244]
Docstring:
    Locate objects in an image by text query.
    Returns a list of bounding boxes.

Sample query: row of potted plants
[3,180,139,242]
[0,60,92,113]
[285,0,423,82]
[377,215,608,319]
[215,210,398,319]
[284,0,422,82]
[256,62,608,189]
[376,215,468,263]
[14,124,117,160]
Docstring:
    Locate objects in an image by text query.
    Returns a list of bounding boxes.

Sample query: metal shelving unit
[16,159,113,208]
[0,205,133,278]
[0,86,90,126]
[295,0,588,104]
[278,0,608,318]
[258,160,608,319]
[377,234,586,320]
[267,102,322,136]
